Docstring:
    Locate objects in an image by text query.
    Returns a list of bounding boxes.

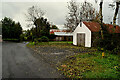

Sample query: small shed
[73,21,120,47]
[73,21,101,47]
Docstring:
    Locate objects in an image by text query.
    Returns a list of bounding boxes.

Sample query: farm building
[50,29,73,41]
[73,21,120,47]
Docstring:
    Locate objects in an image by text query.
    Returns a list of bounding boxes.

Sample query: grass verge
[57,51,120,78]
[26,41,96,52]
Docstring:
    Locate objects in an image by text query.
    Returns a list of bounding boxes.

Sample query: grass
[57,51,120,78]
[27,41,73,45]
[27,41,120,78]
[26,41,97,52]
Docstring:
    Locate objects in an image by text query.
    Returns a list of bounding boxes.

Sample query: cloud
[2,2,69,30]
[1,0,119,30]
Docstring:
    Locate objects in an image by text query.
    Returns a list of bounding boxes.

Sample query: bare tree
[65,0,98,32]
[25,5,45,38]
[113,1,120,28]
[25,5,45,27]
[94,0,104,39]
[65,0,80,32]
[80,1,97,21]
[109,0,120,27]
[99,0,104,39]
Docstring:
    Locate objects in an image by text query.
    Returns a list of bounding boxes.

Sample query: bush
[49,34,56,40]
[37,38,42,42]
[40,36,49,42]
[34,38,38,45]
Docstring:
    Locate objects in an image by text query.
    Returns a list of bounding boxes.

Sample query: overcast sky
[0,0,119,30]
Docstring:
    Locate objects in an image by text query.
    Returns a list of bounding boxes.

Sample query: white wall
[73,22,91,47]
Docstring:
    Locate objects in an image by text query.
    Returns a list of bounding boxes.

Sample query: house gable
[73,22,91,47]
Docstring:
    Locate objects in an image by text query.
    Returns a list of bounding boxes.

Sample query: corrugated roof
[105,24,120,33]
[83,21,120,33]
[83,21,101,32]
[54,32,73,36]
[50,29,73,36]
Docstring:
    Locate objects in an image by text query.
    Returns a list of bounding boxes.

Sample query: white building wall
[73,22,91,47]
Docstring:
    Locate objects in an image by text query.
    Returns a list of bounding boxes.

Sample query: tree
[113,1,120,28]
[51,25,58,29]
[65,0,79,31]
[80,1,97,21]
[94,0,104,39]
[2,17,22,39]
[25,6,51,38]
[99,0,104,40]
[25,5,45,37]
[34,17,50,38]
[25,5,45,25]
[65,0,98,31]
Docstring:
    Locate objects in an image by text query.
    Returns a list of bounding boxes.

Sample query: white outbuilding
[73,21,101,47]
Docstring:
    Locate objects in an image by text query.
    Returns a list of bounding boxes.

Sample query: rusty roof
[105,24,120,33]
[83,21,101,32]
[83,21,120,33]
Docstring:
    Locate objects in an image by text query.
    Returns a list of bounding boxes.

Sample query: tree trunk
[99,0,104,40]
[113,2,120,28]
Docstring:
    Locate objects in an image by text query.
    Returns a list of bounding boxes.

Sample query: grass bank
[57,51,120,78]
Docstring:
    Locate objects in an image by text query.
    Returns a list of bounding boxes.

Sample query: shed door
[77,33,85,46]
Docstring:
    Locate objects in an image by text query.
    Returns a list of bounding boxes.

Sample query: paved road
[2,42,64,78]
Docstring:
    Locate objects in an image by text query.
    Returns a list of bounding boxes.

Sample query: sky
[0,0,120,30]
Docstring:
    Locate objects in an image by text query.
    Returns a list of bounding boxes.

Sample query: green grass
[57,51,120,78]
[26,41,119,78]
[27,41,73,46]
[26,41,96,51]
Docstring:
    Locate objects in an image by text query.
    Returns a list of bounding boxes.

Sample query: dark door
[77,33,85,46]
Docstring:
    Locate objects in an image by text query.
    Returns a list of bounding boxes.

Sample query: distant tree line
[2,17,22,40]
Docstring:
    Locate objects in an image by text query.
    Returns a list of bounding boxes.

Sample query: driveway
[2,42,64,78]
[30,45,96,67]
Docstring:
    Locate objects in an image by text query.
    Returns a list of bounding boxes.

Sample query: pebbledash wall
[73,22,91,47]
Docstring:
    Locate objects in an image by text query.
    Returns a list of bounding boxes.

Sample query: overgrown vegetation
[57,51,120,78]
[95,24,120,54]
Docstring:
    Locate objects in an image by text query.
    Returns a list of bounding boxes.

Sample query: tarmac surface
[2,42,64,78]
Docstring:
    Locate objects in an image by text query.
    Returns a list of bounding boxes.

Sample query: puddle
[51,52,63,55]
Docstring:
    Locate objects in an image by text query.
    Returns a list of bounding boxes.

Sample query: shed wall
[73,22,91,47]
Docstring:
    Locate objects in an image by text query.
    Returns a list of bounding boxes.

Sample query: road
[2,42,64,78]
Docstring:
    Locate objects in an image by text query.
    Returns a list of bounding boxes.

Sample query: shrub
[34,38,38,45]
[38,38,42,42]
[49,34,56,40]
[40,36,49,42]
